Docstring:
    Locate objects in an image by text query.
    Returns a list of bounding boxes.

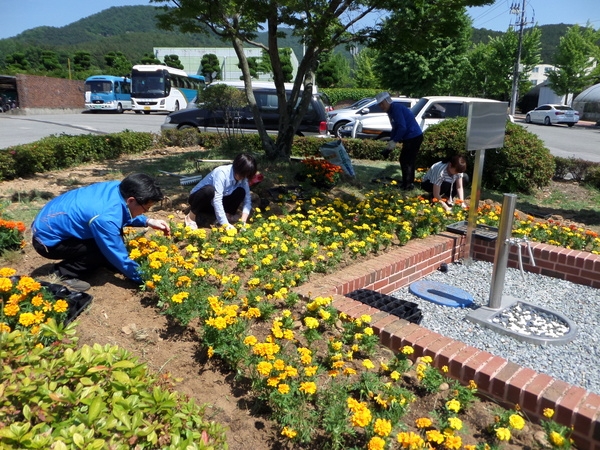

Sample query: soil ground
[0,147,582,449]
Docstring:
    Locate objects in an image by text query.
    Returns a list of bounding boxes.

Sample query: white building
[527,63,555,86]
[153,47,299,81]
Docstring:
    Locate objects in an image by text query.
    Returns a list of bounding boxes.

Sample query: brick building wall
[16,74,84,110]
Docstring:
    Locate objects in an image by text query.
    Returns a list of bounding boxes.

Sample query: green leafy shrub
[0,320,228,449]
[158,128,203,147]
[321,88,381,106]
[418,118,555,194]
[553,156,599,182]
[584,165,600,190]
[0,132,154,181]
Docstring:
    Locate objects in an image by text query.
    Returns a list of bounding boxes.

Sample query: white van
[340,96,503,139]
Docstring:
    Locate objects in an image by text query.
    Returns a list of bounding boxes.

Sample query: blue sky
[1,0,599,40]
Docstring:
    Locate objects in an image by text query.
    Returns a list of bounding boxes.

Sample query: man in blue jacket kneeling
[31,173,170,292]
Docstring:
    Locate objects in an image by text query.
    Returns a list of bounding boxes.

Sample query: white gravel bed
[390,260,600,395]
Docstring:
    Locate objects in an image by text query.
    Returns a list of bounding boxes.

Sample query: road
[1,111,599,162]
[514,117,600,162]
[0,111,167,149]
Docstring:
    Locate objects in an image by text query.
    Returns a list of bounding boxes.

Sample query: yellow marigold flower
[401,345,414,355]
[445,399,461,413]
[207,346,214,358]
[426,429,444,444]
[442,365,449,373]
[18,312,36,327]
[273,359,285,371]
[509,414,525,430]
[549,431,565,446]
[31,294,43,307]
[283,329,294,340]
[444,434,462,450]
[367,436,386,450]
[468,380,477,390]
[415,417,432,429]
[267,377,279,387]
[171,292,189,304]
[299,381,317,395]
[0,268,17,277]
[284,366,298,377]
[304,365,318,376]
[390,371,400,381]
[351,408,372,428]
[0,323,11,333]
[364,327,374,336]
[362,359,375,370]
[53,299,69,313]
[278,384,290,394]
[0,277,13,292]
[543,408,555,418]
[343,367,356,376]
[373,418,392,437]
[256,361,273,376]
[421,355,432,364]
[496,427,511,441]
[360,314,371,323]
[303,316,319,329]
[244,335,258,346]
[448,416,462,430]
[396,431,424,447]
[281,426,297,439]
[318,309,331,320]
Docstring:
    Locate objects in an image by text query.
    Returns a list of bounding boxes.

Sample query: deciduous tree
[151,0,493,159]
[547,25,600,101]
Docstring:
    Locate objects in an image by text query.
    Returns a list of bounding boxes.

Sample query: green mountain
[0,4,573,76]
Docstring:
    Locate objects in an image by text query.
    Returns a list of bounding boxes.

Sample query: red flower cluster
[300,157,344,187]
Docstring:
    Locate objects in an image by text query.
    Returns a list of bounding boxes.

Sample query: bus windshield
[85,81,113,94]
[131,69,167,98]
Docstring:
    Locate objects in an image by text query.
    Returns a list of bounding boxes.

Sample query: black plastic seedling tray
[446,221,499,241]
[40,281,93,325]
[345,289,423,325]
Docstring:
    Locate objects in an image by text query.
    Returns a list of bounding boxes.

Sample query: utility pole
[509,0,527,116]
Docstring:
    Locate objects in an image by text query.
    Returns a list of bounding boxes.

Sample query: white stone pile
[491,302,570,338]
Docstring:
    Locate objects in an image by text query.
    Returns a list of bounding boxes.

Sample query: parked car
[339,96,504,139]
[326,96,418,137]
[162,81,329,136]
[525,104,579,127]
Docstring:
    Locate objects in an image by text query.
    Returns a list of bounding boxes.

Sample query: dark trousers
[32,236,116,280]
[399,134,423,188]
[421,179,457,199]
[188,186,245,218]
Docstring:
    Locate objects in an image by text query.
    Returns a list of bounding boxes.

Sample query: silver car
[326,97,417,137]
[525,104,579,127]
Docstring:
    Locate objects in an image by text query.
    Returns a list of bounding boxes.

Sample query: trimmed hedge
[0,123,556,194]
[0,131,154,181]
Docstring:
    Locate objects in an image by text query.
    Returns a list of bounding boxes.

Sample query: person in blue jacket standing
[31,173,170,292]
[376,92,423,190]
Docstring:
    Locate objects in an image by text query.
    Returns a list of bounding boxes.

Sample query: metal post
[464,149,485,263]
[488,193,518,309]
[509,0,526,116]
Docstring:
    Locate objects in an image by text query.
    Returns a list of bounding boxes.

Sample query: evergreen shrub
[0,131,153,181]
[418,118,555,194]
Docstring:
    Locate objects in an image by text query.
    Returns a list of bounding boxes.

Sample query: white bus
[130,64,205,114]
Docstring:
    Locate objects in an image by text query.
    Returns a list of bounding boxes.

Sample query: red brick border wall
[295,233,600,449]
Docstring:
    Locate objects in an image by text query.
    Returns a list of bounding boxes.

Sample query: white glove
[386,140,396,151]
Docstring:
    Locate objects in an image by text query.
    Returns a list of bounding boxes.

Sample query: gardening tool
[158,170,204,186]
